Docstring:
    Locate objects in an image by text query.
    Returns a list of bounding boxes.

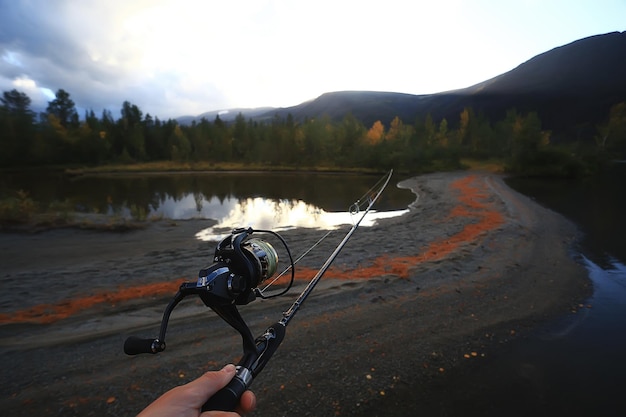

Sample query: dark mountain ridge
[179,32,626,140]
[448,31,626,137]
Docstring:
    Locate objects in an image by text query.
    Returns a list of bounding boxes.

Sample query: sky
[0,0,624,120]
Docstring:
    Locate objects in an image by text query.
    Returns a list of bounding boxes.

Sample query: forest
[2,88,625,177]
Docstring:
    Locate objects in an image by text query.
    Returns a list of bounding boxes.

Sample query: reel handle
[123,337,164,355]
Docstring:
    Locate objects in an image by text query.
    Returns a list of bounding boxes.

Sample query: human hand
[137,364,257,417]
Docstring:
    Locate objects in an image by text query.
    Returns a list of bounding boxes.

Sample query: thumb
[185,364,237,407]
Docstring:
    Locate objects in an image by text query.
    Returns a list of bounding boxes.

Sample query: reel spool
[242,238,279,287]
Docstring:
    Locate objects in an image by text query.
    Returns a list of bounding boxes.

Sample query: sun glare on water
[194,197,408,242]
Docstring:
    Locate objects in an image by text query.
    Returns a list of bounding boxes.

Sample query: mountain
[180,32,626,140]
[176,107,275,125]
[448,31,626,137]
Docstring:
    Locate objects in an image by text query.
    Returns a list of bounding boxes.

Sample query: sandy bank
[0,171,590,416]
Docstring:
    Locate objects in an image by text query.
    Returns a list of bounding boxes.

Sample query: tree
[169,124,191,161]
[336,113,365,165]
[1,89,36,165]
[386,116,405,142]
[437,118,449,147]
[46,89,78,128]
[185,118,211,161]
[121,101,143,128]
[457,107,470,148]
[211,115,232,161]
[2,89,34,117]
[596,102,626,158]
[366,120,384,145]
[77,109,110,163]
[457,107,497,157]
[504,111,552,173]
[144,114,169,160]
[232,113,254,161]
[301,117,328,164]
[119,101,145,160]
[423,113,436,146]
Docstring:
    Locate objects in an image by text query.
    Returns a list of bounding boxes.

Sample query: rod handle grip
[201,375,247,412]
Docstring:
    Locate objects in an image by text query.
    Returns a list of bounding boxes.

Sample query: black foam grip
[124,337,156,355]
[201,376,247,412]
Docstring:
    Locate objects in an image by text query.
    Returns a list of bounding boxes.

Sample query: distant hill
[177,107,275,125]
[179,31,626,140]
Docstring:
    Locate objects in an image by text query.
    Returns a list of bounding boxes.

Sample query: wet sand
[0,171,590,416]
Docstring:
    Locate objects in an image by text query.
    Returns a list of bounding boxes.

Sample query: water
[506,163,626,266]
[475,165,626,416]
[450,254,624,416]
[0,171,413,238]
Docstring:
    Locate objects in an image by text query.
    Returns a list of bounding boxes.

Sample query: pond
[0,171,415,239]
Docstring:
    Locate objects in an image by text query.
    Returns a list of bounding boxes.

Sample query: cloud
[0,0,222,117]
[2,0,484,118]
[1,0,624,119]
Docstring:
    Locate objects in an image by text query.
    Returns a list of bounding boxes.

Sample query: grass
[64,161,385,176]
[460,158,506,173]
[0,190,149,232]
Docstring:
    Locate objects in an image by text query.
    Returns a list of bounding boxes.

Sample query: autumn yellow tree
[366,120,384,145]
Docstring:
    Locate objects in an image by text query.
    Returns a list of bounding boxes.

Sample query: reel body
[124,227,294,410]
[197,230,280,306]
[124,227,293,354]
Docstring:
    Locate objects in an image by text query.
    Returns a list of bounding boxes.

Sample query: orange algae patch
[416,175,504,262]
[309,175,504,281]
[0,279,186,325]
[1,175,505,325]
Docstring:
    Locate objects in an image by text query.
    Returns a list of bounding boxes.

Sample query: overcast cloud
[1,0,624,120]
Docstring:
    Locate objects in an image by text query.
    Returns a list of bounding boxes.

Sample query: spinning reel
[124,170,393,412]
[124,227,294,409]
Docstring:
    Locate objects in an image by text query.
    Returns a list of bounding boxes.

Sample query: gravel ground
[0,171,590,416]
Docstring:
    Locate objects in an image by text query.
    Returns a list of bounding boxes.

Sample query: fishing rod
[123,169,393,412]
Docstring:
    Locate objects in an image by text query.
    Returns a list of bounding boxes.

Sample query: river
[440,164,626,417]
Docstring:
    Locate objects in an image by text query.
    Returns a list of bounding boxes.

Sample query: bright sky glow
[0,0,624,118]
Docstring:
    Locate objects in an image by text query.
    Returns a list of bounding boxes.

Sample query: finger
[236,390,257,414]
[203,391,256,417]
[185,364,237,407]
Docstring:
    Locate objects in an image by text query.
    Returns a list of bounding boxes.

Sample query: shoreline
[0,171,590,416]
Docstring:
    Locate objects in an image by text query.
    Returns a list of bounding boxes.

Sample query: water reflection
[150,194,236,220]
[190,197,408,241]
[1,171,415,239]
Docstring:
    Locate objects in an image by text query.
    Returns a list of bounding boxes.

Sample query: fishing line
[256,229,334,297]
[123,170,394,412]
